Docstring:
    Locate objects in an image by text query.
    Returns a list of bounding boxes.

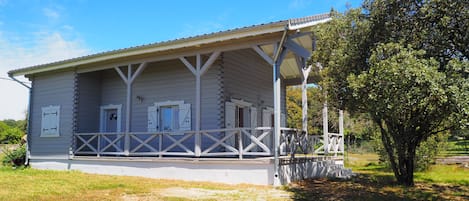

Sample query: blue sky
[0,0,361,120]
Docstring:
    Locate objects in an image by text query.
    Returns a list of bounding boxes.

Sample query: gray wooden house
[8,13,348,185]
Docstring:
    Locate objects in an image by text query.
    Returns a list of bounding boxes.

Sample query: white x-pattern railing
[73,127,342,158]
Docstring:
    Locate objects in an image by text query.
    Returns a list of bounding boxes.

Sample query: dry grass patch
[0,166,290,201]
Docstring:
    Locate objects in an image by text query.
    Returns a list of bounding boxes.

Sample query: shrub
[375,132,449,172]
[2,144,27,167]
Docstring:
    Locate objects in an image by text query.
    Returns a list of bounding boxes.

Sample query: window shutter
[41,105,60,137]
[250,107,257,128]
[225,102,236,128]
[281,113,286,127]
[147,106,158,132]
[178,103,191,131]
[262,109,271,127]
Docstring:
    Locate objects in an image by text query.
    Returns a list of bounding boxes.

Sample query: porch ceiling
[259,34,314,80]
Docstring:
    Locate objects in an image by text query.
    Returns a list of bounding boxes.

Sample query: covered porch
[63,14,346,185]
[71,28,345,160]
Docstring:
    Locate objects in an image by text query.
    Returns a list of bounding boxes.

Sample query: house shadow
[284,173,455,201]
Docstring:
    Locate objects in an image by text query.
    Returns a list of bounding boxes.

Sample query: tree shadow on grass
[285,173,466,201]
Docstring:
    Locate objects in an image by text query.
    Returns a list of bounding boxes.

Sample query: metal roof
[8,13,330,77]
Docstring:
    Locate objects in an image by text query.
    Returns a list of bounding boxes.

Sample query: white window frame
[99,104,122,133]
[148,101,191,134]
[40,105,61,137]
[159,103,180,132]
[226,99,256,128]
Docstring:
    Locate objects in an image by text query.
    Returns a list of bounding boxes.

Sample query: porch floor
[71,155,342,164]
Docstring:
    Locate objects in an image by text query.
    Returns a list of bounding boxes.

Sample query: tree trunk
[390,140,417,186]
[377,121,417,186]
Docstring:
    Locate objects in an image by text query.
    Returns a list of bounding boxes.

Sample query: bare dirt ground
[122,187,291,201]
[436,156,469,165]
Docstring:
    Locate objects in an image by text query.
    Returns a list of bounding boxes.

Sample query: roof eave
[8,14,332,77]
[288,18,331,30]
[8,22,287,77]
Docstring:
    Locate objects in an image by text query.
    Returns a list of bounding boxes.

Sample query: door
[103,109,118,132]
[100,105,122,153]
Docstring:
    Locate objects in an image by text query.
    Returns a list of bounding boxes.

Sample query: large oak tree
[312,0,468,186]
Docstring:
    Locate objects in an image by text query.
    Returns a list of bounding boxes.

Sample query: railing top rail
[75,127,278,136]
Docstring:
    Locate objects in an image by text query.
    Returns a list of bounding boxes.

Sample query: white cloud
[0,31,91,120]
[43,8,60,20]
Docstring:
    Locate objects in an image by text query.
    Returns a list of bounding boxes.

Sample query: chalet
[8,13,349,185]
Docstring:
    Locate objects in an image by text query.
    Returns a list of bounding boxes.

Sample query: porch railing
[73,127,340,159]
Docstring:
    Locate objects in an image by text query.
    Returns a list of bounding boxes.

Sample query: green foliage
[414,132,449,171]
[2,144,26,167]
[1,119,26,131]
[348,42,465,185]
[312,0,468,186]
[375,132,449,172]
[0,121,24,144]
[286,86,325,135]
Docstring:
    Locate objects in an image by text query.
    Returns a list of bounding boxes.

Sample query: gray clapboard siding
[130,58,221,132]
[89,59,222,150]
[100,69,127,131]
[77,72,101,132]
[223,48,287,126]
[30,71,75,159]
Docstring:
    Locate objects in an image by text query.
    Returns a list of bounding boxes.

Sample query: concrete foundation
[30,156,350,185]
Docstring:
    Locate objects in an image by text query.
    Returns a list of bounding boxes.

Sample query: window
[225,99,257,129]
[160,105,179,131]
[235,106,244,127]
[41,105,60,137]
[148,101,191,133]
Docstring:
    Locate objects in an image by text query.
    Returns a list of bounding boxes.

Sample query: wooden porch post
[114,62,147,155]
[124,65,132,155]
[179,51,220,157]
[284,32,313,135]
[339,109,344,154]
[195,55,201,157]
[323,102,329,154]
[296,56,312,134]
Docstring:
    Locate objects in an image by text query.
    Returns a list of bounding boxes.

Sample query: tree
[348,43,466,185]
[312,0,468,186]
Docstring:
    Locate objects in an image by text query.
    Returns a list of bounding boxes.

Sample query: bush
[375,132,449,172]
[0,122,24,144]
[2,144,27,167]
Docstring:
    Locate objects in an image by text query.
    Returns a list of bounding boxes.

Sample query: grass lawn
[441,139,469,157]
[0,164,296,201]
[1,152,468,200]
[0,166,290,201]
